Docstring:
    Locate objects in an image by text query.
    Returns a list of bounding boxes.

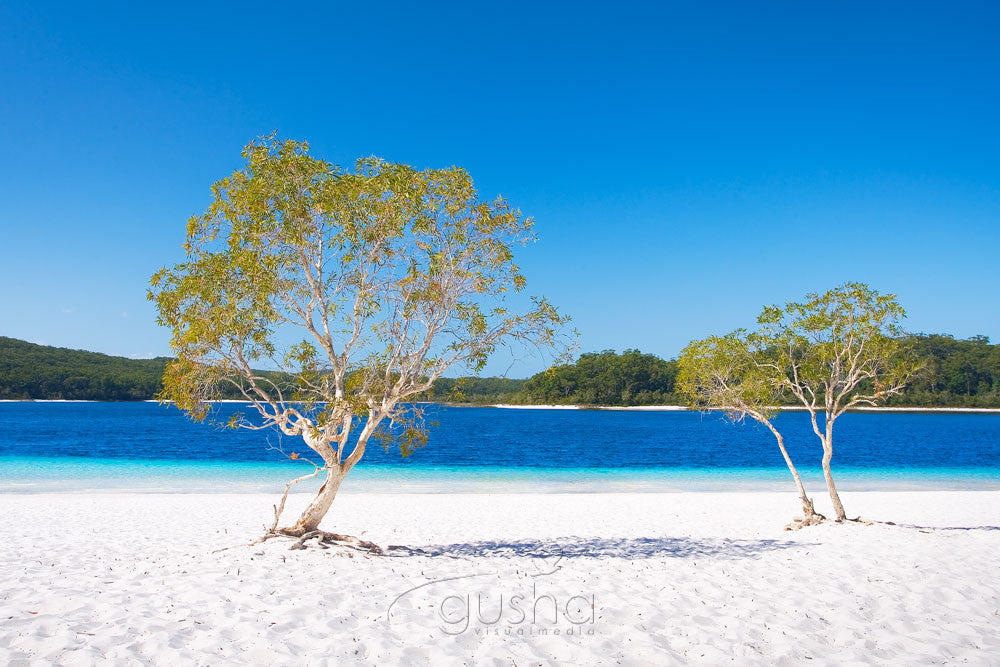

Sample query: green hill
[0,337,168,400]
[0,337,525,403]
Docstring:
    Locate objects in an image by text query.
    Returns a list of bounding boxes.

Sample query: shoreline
[3,399,1000,413]
[491,403,1000,414]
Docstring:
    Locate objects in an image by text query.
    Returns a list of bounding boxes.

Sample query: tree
[149,136,568,547]
[756,283,919,521]
[677,332,822,528]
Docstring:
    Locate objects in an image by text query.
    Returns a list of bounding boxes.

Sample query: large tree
[756,283,919,521]
[149,137,568,546]
[677,332,822,528]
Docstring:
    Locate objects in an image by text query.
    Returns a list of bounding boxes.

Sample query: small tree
[678,332,823,528]
[149,137,568,546]
[757,283,919,521]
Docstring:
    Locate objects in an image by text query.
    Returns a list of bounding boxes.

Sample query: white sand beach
[2,491,999,665]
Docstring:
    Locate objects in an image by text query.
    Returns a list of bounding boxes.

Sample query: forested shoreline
[2,334,999,407]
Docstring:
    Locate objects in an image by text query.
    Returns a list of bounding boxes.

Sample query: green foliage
[757,282,919,410]
[676,332,782,420]
[4,333,1000,408]
[423,376,527,404]
[0,337,166,401]
[0,338,292,401]
[889,334,1000,407]
[147,135,569,464]
[521,349,679,405]
[678,284,925,415]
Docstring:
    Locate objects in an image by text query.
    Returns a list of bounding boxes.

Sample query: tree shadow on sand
[386,536,812,560]
[883,523,1000,532]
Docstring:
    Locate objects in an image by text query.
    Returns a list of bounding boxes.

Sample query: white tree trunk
[762,419,819,522]
[281,421,376,535]
[286,466,346,535]
[821,426,847,520]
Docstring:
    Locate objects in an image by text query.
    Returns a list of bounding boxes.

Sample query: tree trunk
[763,419,820,523]
[285,466,346,535]
[793,474,819,521]
[821,431,847,521]
[279,420,376,537]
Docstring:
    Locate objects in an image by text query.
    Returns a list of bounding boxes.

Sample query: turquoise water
[1,403,998,492]
[1,457,998,494]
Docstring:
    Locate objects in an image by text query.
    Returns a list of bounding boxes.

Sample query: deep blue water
[0,402,998,492]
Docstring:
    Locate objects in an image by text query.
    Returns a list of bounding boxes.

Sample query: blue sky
[1,2,998,376]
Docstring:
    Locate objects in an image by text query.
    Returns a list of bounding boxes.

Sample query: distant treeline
[521,349,679,406]
[887,334,1000,407]
[422,376,527,405]
[424,350,680,406]
[0,337,169,401]
[2,334,999,407]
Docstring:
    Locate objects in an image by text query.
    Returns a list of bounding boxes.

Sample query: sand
[1,490,999,665]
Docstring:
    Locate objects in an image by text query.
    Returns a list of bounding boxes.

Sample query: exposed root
[216,527,383,555]
[838,515,874,525]
[786,513,876,530]
[247,532,284,547]
[269,528,384,555]
[784,512,828,530]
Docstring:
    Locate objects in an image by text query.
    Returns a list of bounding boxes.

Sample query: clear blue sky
[1,2,998,376]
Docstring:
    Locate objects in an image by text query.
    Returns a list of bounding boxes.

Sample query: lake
[1,402,998,492]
